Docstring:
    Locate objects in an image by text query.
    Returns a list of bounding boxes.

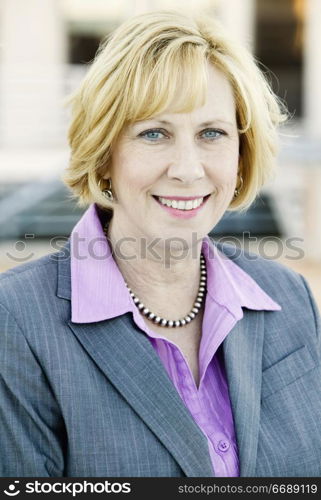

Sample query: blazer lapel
[68,314,214,477]
[222,309,265,477]
[57,240,213,476]
[58,240,264,477]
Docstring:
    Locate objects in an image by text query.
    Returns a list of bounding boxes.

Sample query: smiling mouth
[152,194,211,211]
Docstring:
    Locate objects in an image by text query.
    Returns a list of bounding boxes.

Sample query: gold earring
[99,178,114,202]
[234,175,243,198]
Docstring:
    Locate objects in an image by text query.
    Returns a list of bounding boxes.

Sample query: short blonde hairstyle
[63,10,287,211]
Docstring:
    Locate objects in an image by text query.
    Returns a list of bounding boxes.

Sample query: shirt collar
[70,204,132,323]
[70,204,281,324]
[201,236,281,318]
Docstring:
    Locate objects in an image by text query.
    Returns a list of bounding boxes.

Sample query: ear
[237,154,242,174]
[100,169,111,181]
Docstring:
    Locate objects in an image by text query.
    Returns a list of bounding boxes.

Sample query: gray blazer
[0,241,320,477]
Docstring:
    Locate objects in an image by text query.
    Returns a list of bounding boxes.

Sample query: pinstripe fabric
[0,240,320,477]
[70,204,281,477]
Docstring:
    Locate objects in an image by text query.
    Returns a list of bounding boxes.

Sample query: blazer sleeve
[0,302,65,477]
[300,274,321,353]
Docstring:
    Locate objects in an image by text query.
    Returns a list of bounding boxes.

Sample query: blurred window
[69,33,102,64]
[255,0,305,118]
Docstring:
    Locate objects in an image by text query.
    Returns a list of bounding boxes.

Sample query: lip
[153,195,209,201]
[153,194,211,219]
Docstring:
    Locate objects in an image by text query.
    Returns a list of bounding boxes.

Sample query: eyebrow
[139,119,235,127]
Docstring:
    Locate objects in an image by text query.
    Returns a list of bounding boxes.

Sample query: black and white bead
[125,254,207,328]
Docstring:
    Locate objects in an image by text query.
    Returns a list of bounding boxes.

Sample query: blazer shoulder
[0,250,66,317]
[0,252,57,281]
[217,241,320,345]
[0,250,61,287]
[217,240,319,310]
[216,240,305,286]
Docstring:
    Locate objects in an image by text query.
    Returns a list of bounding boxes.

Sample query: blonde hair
[63,10,287,211]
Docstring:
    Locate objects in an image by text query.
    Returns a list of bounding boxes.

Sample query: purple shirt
[70,204,281,476]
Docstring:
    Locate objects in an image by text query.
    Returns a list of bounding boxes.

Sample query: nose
[166,141,205,184]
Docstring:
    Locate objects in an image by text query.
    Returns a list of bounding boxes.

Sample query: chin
[162,226,209,247]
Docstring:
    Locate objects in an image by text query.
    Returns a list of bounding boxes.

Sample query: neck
[105,219,204,320]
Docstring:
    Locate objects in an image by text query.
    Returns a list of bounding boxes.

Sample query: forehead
[205,63,235,112]
[150,63,236,126]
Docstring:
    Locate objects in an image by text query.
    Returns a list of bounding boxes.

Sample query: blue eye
[139,129,167,141]
[201,129,224,139]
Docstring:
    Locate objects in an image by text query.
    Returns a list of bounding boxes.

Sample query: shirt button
[218,439,230,452]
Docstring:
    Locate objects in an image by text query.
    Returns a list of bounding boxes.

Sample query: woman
[1,11,320,477]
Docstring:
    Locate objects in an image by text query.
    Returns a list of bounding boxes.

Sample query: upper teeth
[157,196,204,210]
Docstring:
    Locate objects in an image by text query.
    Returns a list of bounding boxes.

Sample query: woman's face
[108,63,240,250]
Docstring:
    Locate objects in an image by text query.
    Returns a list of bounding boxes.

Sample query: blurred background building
[0,0,320,307]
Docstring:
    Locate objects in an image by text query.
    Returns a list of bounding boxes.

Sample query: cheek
[122,145,166,181]
[113,151,159,195]
[209,152,239,187]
